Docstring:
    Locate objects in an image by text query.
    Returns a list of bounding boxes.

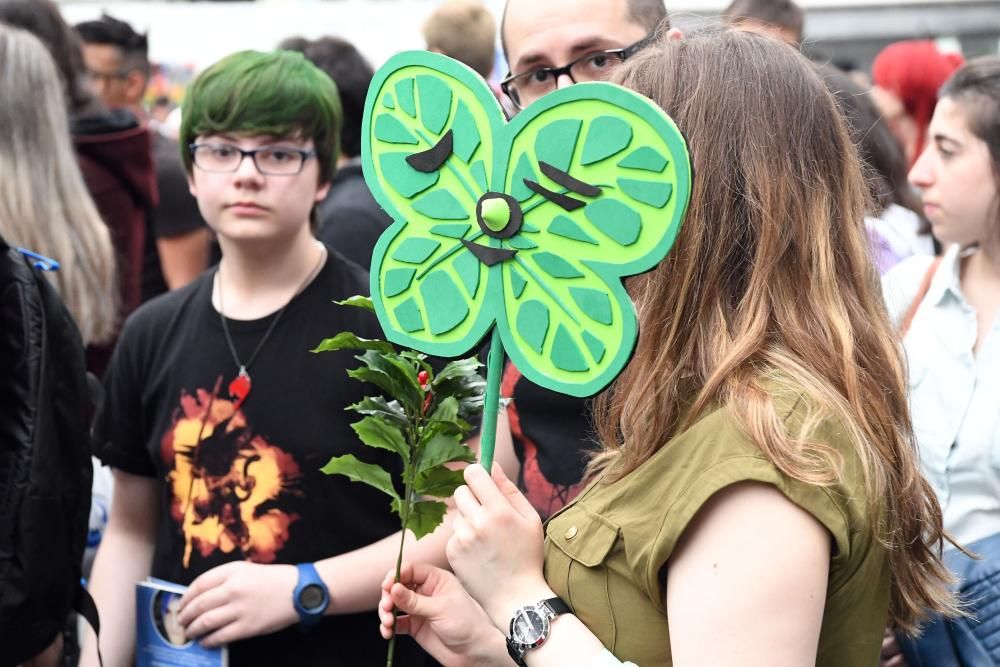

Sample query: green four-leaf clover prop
[363,51,691,464]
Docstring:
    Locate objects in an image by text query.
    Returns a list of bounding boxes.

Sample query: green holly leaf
[347,396,408,427]
[320,454,399,500]
[399,350,433,374]
[351,416,410,463]
[311,331,395,355]
[417,433,475,474]
[348,350,423,413]
[392,499,448,540]
[334,295,375,312]
[413,466,466,498]
[365,52,690,398]
[427,395,459,423]
[431,357,484,387]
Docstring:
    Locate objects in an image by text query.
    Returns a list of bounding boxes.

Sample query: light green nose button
[480,196,511,233]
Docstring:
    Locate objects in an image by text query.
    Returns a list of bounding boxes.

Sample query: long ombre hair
[592,29,955,632]
[0,24,117,345]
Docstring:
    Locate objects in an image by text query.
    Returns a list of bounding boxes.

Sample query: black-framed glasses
[501,34,655,110]
[87,68,132,87]
[188,142,316,176]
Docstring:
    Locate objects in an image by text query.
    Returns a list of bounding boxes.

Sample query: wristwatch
[505,597,571,666]
[292,563,329,629]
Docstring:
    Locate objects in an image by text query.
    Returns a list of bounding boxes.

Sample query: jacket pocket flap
[547,508,619,567]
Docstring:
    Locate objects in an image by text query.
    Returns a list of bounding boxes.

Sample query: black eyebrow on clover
[406,129,454,173]
[538,161,601,197]
[522,179,586,211]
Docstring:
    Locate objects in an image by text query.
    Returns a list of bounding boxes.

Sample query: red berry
[417,370,429,386]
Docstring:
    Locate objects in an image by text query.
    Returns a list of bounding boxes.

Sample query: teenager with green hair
[83,50,444,667]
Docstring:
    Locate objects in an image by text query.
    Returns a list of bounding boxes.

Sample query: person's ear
[187,173,198,198]
[315,180,332,203]
[665,27,684,41]
[125,70,147,106]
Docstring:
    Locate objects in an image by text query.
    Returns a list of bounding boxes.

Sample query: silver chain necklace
[216,245,327,406]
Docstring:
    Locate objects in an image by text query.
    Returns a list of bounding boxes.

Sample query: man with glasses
[501,0,676,111]
[477,0,677,524]
[83,50,438,667]
[76,14,212,298]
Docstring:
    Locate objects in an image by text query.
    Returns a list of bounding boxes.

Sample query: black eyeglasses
[501,34,655,110]
[189,142,316,176]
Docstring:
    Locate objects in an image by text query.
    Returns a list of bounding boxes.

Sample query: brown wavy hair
[591,28,956,632]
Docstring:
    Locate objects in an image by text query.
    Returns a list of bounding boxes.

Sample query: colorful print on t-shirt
[160,377,302,567]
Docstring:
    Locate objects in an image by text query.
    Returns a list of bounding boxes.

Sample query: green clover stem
[387,415,421,667]
[413,128,480,204]
[479,326,505,472]
[513,255,581,326]
[415,231,485,280]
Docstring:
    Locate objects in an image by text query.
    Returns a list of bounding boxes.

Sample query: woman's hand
[177,561,298,646]
[379,562,508,667]
[447,464,553,628]
[880,629,909,667]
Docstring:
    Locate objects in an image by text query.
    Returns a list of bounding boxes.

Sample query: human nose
[908,147,934,190]
[232,150,265,183]
[555,72,575,90]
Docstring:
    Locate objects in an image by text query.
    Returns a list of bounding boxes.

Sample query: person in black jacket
[279,35,392,270]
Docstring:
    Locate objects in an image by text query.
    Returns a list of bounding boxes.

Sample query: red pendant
[229,367,251,409]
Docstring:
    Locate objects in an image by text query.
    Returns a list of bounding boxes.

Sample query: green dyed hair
[180,49,343,183]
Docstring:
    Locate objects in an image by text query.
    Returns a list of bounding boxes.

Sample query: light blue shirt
[883,245,1000,547]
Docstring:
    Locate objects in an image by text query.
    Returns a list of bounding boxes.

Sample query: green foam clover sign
[364,51,690,401]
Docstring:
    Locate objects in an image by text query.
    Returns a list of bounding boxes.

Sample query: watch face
[511,608,547,645]
[299,583,326,611]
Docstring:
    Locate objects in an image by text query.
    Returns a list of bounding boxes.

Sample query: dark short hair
[279,35,373,158]
[723,0,804,42]
[817,63,922,218]
[0,0,96,113]
[75,13,150,78]
[500,0,668,61]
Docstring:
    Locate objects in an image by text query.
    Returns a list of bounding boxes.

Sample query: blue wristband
[292,563,329,629]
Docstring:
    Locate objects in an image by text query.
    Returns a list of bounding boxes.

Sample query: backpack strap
[74,587,103,667]
[899,257,943,338]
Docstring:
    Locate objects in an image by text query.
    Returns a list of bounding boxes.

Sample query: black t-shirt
[94,249,425,666]
[316,159,392,271]
[500,362,600,521]
[141,134,212,303]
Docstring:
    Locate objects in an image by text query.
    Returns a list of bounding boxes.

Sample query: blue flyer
[136,577,228,667]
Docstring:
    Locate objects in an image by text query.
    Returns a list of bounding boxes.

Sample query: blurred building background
[56,0,1000,79]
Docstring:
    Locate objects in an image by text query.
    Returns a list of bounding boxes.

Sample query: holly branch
[312,295,485,666]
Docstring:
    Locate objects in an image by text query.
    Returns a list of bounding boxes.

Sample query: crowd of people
[0,0,998,665]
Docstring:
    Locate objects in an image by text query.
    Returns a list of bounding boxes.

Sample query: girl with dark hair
[818,64,934,273]
[883,55,1000,667]
[378,29,956,667]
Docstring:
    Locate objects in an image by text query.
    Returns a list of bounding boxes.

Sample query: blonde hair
[593,29,956,633]
[0,24,117,345]
[423,0,496,79]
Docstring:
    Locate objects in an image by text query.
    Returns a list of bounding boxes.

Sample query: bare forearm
[316,508,454,614]
[79,528,155,667]
[523,615,608,666]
